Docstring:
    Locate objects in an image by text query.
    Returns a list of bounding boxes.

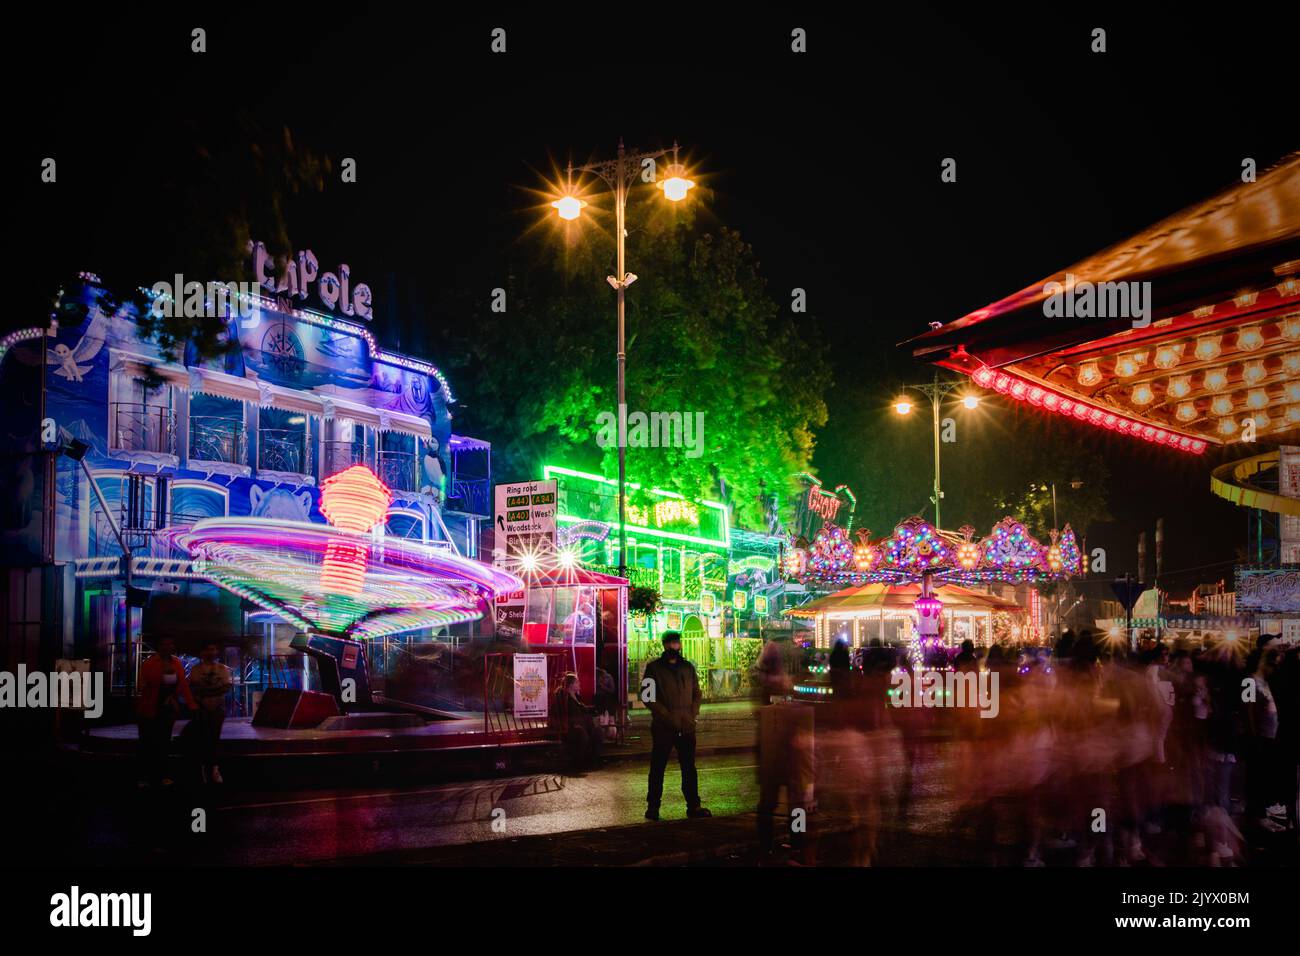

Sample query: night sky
[15,6,1297,597]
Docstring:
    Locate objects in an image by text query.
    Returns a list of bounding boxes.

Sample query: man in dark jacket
[642,632,711,820]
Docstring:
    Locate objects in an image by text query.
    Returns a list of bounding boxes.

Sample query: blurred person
[187,641,232,784]
[1245,647,1283,835]
[135,637,196,788]
[556,672,601,769]
[642,632,710,820]
[754,640,791,704]
[756,698,815,863]
[1272,645,1299,836]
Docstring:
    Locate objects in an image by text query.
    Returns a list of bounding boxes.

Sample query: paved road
[74,735,962,866]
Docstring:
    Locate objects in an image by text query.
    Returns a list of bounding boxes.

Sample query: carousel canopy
[903,152,1300,452]
[787,582,1022,618]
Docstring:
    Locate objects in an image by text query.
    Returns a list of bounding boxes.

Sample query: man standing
[642,631,711,821]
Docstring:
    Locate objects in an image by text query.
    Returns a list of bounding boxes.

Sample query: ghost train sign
[249,240,374,320]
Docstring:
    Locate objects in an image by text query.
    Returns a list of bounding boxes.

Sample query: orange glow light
[319,465,393,533]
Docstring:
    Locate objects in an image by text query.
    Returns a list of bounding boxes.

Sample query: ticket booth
[518,566,628,732]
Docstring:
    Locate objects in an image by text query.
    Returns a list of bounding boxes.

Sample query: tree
[440,188,829,530]
[134,122,333,364]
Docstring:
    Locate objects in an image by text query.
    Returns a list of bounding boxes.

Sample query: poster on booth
[513,653,550,719]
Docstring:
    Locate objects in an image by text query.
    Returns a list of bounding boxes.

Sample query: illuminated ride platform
[162,466,524,729]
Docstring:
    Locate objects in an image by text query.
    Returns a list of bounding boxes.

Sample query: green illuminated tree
[441,190,829,531]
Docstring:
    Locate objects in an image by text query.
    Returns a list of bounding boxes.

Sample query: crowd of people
[751,630,1299,866]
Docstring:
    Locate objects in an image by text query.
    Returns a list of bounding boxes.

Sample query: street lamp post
[892,373,979,530]
[551,140,696,577]
[1047,479,1083,637]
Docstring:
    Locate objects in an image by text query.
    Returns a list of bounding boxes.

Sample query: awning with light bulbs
[902,152,1300,454]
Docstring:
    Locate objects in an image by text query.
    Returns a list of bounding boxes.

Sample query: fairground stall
[542,464,785,701]
[786,581,1025,650]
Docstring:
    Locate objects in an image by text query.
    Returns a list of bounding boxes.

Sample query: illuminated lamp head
[656,163,695,202]
[319,465,393,533]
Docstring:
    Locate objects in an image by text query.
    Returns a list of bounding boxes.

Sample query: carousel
[164,465,524,725]
[783,515,1084,668]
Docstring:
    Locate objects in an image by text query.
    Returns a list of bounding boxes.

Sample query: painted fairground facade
[542,464,788,700]
[18,269,494,714]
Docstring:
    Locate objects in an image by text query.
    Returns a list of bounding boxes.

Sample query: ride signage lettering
[249,240,374,320]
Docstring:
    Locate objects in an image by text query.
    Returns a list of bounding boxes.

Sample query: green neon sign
[544,463,730,548]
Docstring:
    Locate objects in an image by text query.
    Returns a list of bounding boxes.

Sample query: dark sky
[15,5,1298,595]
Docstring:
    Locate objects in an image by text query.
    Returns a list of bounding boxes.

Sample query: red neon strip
[969,365,1206,454]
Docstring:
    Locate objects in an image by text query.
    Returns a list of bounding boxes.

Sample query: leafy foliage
[440,189,829,530]
[628,586,662,618]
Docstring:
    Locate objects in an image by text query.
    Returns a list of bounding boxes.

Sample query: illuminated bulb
[1218,418,1238,436]
[1176,402,1198,422]
[1246,389,1269,410]
[319,465,393,533]
[1154,344,1183,369]
[1115,354,1140,378]
[1076,363,1102,387]
[1283,353,1300,374]
[1234,291,1259,308]
[1194,337,1222,362]
[962,394,980,409]
[551,195,586,220]
[1286,406,1300,424]
[894,399,914,415]
[1131,384,1155,405]
[1281,316,1300,341]
[1250,411,1271,430]
[1167,376,1192,399]
[1287,382,1300,402]
[1237,327,1264,351]
[1204,369,1229,392]
[1243,362,1267,386]
[656,164,695,202]
[1211,395,1233,416]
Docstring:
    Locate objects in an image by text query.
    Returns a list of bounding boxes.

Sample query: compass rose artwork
[262,320,304,374]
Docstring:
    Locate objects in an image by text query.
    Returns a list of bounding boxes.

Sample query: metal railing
[258,427,310,475]
[110,403,175,455]
[447,476,490,516]
[377,449,418,493]
[91,510,210,559]
[322,440,366,476]
[189,415,246,465]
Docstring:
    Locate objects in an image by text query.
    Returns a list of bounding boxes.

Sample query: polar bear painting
[248,485,314,522]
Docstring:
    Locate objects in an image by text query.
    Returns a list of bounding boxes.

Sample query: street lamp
[891,373,981,529]
[550,139,697,578]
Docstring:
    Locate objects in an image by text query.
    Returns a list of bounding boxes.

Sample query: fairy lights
[788,516,1083,588]
[969,364,1207,454]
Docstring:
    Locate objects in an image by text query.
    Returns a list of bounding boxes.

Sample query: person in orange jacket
[136,637,196,787]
